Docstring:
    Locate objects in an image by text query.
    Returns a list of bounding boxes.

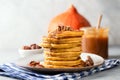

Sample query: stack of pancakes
[40,26,86,68]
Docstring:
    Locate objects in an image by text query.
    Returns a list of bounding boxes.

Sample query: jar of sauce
[81,27,109,59]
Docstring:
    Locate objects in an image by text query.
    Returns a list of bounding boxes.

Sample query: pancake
[40,42,81,48]
[40,42,51,48]
[44,59,83,66]
[49,31,83,38]
[44,56,79,61]
[44,56,80,61]
[42,36,82,44]
[43,63,86,68]
[44,51,81,57]
[44,46,82,52]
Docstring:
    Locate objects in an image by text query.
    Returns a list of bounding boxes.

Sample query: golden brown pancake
[44,51,81,57]
[42,36,82,44]
[40,42,51,48]
[44,46,82,52]
[43,63,85,68]
[44,59,83,66]
[49,31,83,38]
[40,42,81,48]
[44,56,80,61]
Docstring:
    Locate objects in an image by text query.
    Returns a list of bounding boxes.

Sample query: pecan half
[85,56,94,66]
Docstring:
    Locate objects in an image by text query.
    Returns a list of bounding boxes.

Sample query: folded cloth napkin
[0,59,120,80]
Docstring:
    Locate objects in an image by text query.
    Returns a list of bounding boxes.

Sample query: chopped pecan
[22,44,41,50]
[58,26,62,31]
[85,56,94,66]
[29,61,44,68]
[57,26,73,31]
[23,46,31,50]
[61,26,65,30]
[29,61,40,67]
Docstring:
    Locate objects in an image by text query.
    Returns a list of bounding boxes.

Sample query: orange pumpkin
[48,5,91,33]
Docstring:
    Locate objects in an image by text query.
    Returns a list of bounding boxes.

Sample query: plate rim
[19,61,104,71]
[14,53,104,73]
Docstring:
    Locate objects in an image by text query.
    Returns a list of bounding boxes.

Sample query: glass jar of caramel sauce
[81,27,109,59]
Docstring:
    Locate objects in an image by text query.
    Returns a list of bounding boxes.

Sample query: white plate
[14,53,104,74]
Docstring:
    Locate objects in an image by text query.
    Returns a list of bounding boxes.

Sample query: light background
[0,0,120,50]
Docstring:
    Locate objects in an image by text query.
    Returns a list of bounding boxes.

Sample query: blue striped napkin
[0,59,120,80]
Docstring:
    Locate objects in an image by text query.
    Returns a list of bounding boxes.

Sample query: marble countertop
[0,46,120,80]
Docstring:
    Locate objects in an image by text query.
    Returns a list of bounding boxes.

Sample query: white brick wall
[0,0,120,50]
